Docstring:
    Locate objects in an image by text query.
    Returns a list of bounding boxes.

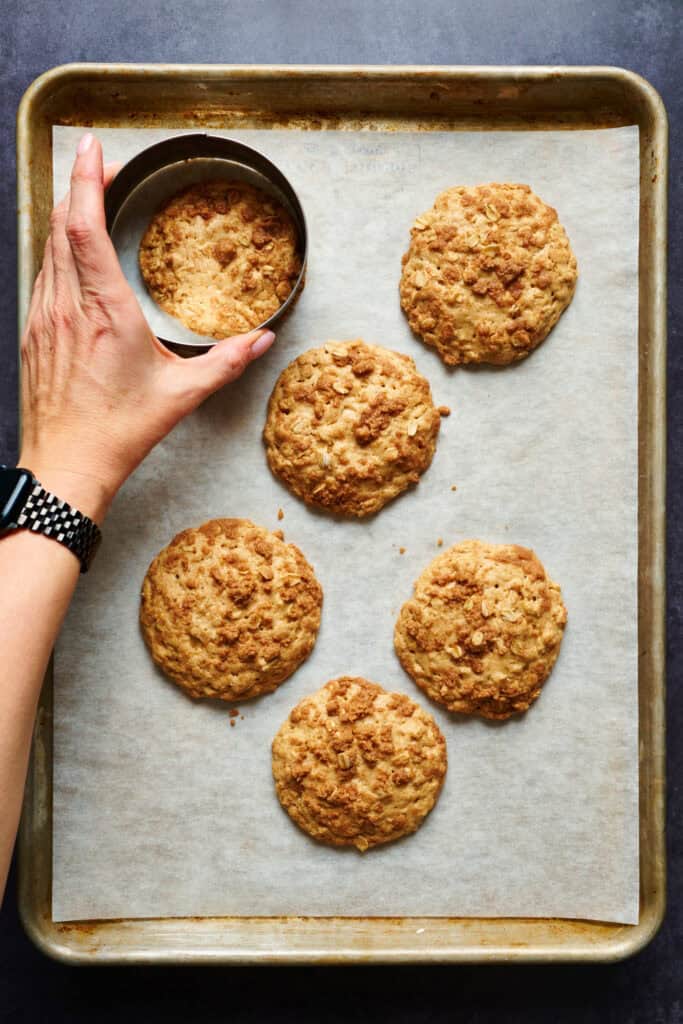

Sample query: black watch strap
[16,481,102,573]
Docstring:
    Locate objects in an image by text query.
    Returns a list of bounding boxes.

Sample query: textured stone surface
[1,0,681,1019]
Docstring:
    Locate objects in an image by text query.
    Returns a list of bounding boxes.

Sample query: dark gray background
[1,1,680,1021]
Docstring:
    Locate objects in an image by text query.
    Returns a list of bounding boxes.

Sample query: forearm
[0,466,107,899]
[0,532,79,897]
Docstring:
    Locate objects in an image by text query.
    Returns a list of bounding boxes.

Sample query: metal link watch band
[16,483,102,573]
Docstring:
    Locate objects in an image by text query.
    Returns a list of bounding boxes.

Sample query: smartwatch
[0,466,102,573]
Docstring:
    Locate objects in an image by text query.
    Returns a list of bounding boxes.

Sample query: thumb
[182,328,276,400]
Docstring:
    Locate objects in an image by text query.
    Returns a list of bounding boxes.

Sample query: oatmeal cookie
[394,541,567,719]
[263,340,443,517]
[140,518,322,701]
[400,184,577,365]
[139,180,302,338]
[272,676,447,851]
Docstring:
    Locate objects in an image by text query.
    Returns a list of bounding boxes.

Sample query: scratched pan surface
[15,64,667,964]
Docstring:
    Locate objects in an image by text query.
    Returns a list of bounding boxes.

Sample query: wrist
[16,456,114,526]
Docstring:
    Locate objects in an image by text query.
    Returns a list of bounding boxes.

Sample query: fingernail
[250,330,276,358]
[77,133,93,155]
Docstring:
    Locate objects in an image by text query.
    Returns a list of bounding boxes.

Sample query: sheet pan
[15,65,667,963]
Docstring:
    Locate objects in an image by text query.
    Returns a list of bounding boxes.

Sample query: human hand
[19,133,276,523]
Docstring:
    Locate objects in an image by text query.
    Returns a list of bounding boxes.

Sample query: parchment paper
[52,124,640,924]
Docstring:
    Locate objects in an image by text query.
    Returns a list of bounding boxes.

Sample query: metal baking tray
[15,64,667,965]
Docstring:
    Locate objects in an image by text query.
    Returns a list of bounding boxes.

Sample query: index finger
[65,134,125,290]
[104,161,123,189]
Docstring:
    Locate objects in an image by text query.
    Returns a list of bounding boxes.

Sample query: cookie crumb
[399,547,406,555]
[438,406,451,417]
[229,719,236,727]
[451,485,457,492]
[277,508,284,521]
[229,709,239,718]
[437,538,443,547]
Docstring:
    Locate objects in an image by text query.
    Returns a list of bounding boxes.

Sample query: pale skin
[0,133,276,900]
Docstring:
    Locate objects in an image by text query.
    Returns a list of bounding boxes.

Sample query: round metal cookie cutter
[104,133,308,356]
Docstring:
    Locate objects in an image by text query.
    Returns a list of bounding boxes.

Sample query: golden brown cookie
[400,184,577,366]
[139,180,302,338]
[394,541,567,720]
[140,518,322,701]
[263,340,442,517]
[272,676,447,851]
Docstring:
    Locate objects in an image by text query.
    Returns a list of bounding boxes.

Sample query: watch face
[0,468,34,530]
